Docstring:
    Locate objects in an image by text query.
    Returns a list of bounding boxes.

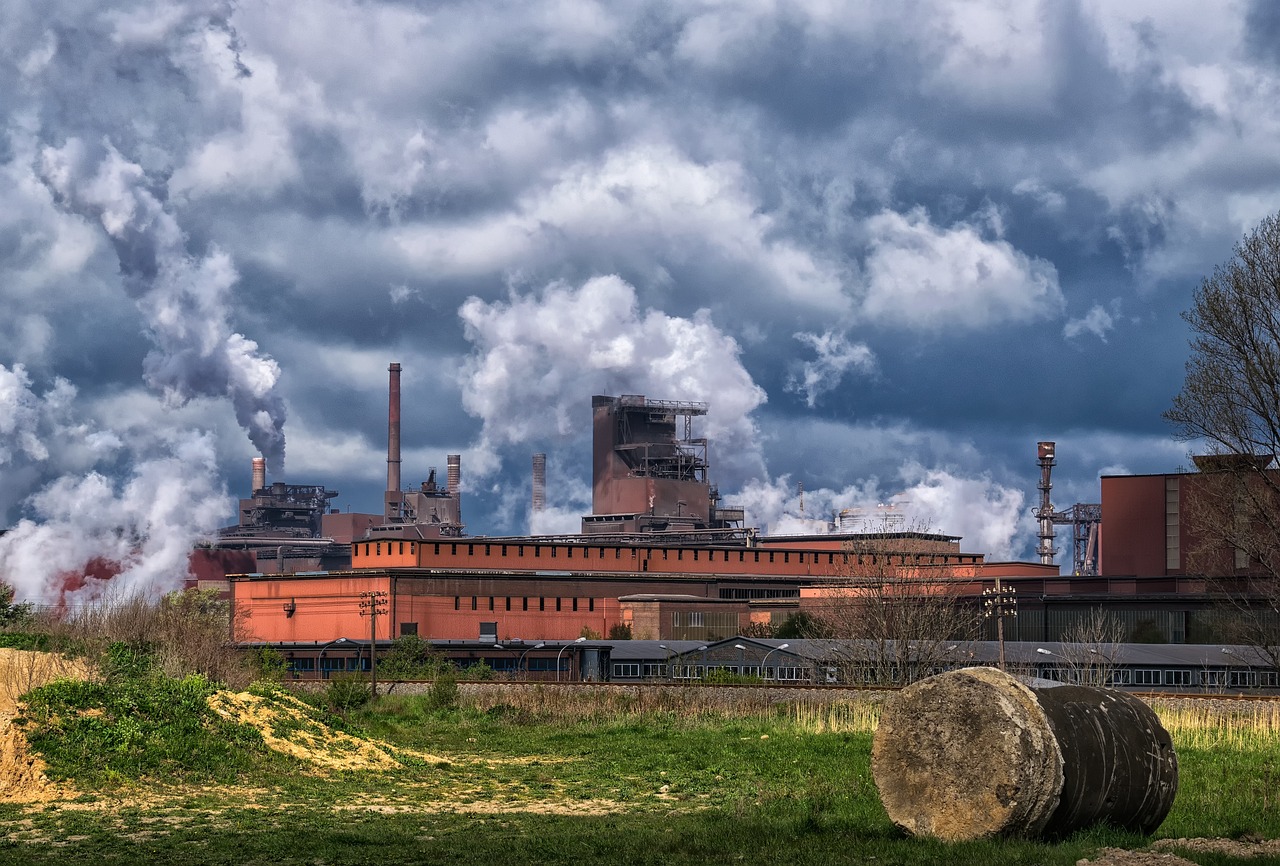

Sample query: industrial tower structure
[582,395,744,536]
[1033,441,1102,576]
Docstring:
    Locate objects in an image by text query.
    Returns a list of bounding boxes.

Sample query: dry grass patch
[206,690,402,771]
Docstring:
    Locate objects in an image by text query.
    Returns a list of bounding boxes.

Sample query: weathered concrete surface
[872,667,1064,841]
[872,667,1177,842]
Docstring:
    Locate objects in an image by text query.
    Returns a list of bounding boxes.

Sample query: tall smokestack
[447,453,461,525]
[447,454,460,496]
[251,457,266,493]
[532,453,547,514]
[387,363,402,494]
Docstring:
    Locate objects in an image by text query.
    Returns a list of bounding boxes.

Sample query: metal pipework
[1035,441,1056,565]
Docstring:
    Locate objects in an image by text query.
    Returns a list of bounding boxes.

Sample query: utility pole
[982,578,1018,671]
[359,590,389,700]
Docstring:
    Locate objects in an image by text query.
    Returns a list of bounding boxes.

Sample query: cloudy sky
[4,0,1280,599]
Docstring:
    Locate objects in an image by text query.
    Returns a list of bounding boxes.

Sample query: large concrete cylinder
[871,667,1177,842]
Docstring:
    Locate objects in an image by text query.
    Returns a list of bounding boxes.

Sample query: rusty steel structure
[1033,441,1102,576]
[223,472,339,541]
[376,362,463,539]
[582,394,743,535]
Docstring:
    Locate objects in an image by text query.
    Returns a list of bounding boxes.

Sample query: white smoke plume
[786,329,876,408]
[38,138,287,473]
[458,275,768,486]
[0,428,231,606]
[735,464,1032,560]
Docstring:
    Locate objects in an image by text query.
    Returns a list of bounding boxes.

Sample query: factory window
[488,597,494,611]
[468,544,474,556]
[517,545,524,556]
[677,550,683,561]
[784,552,789,564]
[566,546,573,558]
[484,544,491,555]
[589,598,595,612]
[662,549,668,560]
[1165,669,1192,686]
[534,547,541,558]
[551,546,557,558]
[1133,669,1161,686]
[505,597,511,611]
[539,597,545,611]
[450,544,457,556]
[768,552,775,564]
[739,552,744,562]
[828,554,834,565]
[572,598,578,611]
[400,622,418,636]
[501,545,508,556]
[454,597,459,611]
[612,663,641,678]
[471,596,477,611]
[556,598,562,612]
[376,543,382,556]
[434,544,440,555]
[399,542,405,555]
[522,597,528,611]
[753,552,760,563]
[615,548,621,559]
[692,550,698,561]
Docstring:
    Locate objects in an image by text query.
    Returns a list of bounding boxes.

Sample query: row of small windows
[360,541,417,557]
[453,596,596,613]
[610,663,805,681]
[360,541,974,568]
[1038,666,1280,688]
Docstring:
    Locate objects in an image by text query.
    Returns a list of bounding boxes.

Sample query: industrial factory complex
[178,363,1277,688]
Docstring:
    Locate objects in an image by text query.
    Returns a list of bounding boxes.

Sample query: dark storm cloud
[3,0,1280,593]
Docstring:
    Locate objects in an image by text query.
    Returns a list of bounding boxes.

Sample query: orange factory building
[229,532,1022,644]
[221,370,1254,650]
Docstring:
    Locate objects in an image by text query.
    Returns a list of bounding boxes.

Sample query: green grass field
[1,680,1278,866]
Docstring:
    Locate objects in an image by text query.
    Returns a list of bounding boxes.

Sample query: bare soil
[0,647,91,803]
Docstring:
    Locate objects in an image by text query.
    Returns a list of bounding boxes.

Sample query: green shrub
[247,646,288,681]
[607,623,632,640]
[102,640,156,681]
[426,668,459,711]
[325,674,372,714]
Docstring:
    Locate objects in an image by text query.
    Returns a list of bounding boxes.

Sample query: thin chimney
[532,453,547,514]
[251,457,266,493]
[447,453,462,525]
[387,363,402,494]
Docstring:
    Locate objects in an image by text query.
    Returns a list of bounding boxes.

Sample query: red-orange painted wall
[233,573,624,643]
[236,574,393,643]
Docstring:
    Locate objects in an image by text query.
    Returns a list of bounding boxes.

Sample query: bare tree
[1165,212,1280,671]
[808,523,978,686]
[1056,608,1125,687]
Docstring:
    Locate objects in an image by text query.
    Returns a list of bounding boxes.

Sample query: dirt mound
[206,690,402,771]
[0,648,91,716]
[0,647,91,803]
[1080,838,1280,866]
